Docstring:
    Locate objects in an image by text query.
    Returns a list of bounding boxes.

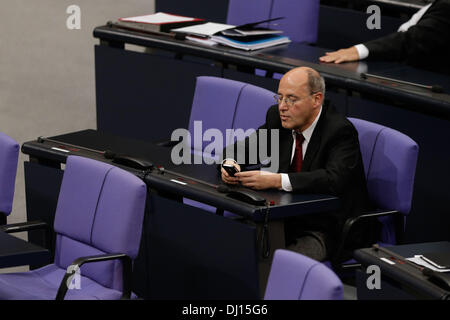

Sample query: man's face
[277,73,319,132]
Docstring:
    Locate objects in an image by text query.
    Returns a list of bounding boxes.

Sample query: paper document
[186,36,218,46]
[120,12,196,24]
[172,22,235,37]
[211,34,291,51]
[406,255,450,272]
[221,28,283,37]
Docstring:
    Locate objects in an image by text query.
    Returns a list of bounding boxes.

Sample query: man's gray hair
[306,69,326,99]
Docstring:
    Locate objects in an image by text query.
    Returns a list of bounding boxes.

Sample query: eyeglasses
[274,93,317,107]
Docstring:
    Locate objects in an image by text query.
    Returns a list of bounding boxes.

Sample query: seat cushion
[0,264,123,300]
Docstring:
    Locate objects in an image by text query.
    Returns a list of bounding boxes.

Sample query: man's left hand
[235,171,281,190]
[319,47,360,63]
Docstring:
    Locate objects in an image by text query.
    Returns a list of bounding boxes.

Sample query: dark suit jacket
[223,102,375,256]
[364,0,450,74]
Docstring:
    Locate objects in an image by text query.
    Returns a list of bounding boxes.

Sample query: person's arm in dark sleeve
[320,1,450,67]
[288,125,361,196]
[365,1,450,63]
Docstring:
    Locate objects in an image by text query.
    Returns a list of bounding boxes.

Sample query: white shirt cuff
[280,173,293,192]
[355,44,369,60]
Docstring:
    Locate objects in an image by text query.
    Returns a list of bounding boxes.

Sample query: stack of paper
[121,12,197,24]
[118,12,204,33]
[406,255,450,272]
[220,27,283,37]
[171,22,236,38]
[171,18,291,51]
[211,34,291,51]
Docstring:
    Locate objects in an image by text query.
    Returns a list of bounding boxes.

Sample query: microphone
[36,137,106,155]
[103,150,116,159]
[216,185,230,193]
[360,73,444,93]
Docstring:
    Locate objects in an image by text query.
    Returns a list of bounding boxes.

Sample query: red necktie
[289,133,305,172]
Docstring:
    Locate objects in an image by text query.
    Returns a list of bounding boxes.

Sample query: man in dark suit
[221,67,374,262]
[319,0,450,74]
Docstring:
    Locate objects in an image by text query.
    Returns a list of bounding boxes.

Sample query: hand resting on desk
[319,46,360,64]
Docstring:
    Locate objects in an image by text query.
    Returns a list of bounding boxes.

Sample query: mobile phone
[222,163,239,177]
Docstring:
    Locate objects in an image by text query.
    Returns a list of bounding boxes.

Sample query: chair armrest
[55,253,132,300]
[1,220,52,251]
[1,220,48,233]
[154,139,180,147]
[342,209,399,241]
[332,209,400,265]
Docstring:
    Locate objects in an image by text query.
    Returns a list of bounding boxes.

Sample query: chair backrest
[0,132,19,217]
[348,118,419,215]
[53,156,147,291]
[227,0,272,27]
[264,249,343,300]
[188,76,246,155]
[227,0,320,43]
[189,76,275,159]
[227,82,275,146]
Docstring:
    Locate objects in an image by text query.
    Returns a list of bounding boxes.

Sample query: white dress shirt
[355,3,432,60]
[280,107,322,192]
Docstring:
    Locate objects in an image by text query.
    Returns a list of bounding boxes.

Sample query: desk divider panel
[95,45,221,142]
[24,161,64,268]
[141,193,260,299]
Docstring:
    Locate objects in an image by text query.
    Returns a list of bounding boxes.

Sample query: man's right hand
[221,160,241,185]
[319,46,360,64]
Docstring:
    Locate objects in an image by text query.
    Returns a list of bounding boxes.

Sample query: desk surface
[0,231,50,268]
[326,0,429,10]
[94,25,450,119]
[388,241,450,257]
[22,130,340,220]
[354,242,450,299]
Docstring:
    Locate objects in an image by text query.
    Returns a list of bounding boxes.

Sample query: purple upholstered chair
[347,118,419,245]
[188,76,247,161]
[227,0,272,28]
[331,118,419,266]
[188,76,275,160]
[227,0,320,79]
[0,156,147,300]
[184,78,274,215]
[184,76,247,212]
[227,82,275,146]
[264,249,343,300]
[0,132,19,224]
[227,0,320,43]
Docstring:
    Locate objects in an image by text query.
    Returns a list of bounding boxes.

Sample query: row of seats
[185,76,419,255]
[0,0,418,299]
[0,76,418,300]
[0,132,343,299]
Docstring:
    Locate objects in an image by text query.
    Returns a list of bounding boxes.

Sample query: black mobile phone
[222,163,239,177]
